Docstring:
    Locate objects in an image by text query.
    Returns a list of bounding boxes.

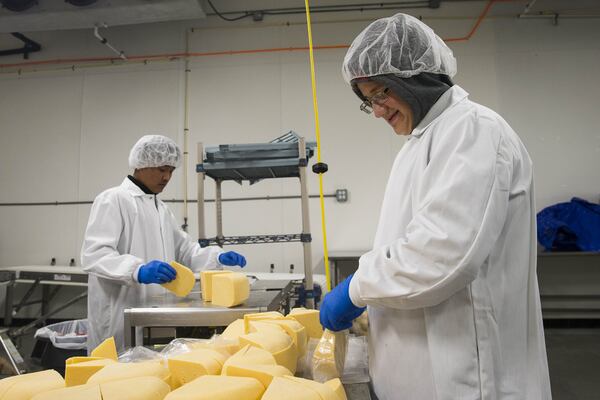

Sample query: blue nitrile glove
[218,251,247,267]
[138,260,177,284]
[320,274,366,331]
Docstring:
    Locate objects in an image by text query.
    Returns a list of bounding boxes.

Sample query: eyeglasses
[359,87,391,114]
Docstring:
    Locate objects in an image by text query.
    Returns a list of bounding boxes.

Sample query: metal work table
[0,266,87,326]
[123,280,293,347]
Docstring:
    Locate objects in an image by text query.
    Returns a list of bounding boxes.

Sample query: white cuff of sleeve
[132,265,143,283]
[349,274,367,308]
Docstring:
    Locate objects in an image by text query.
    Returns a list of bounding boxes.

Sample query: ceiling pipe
[0,32,41,59]
[93,24,127,60]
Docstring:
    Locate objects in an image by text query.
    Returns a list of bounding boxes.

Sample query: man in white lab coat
[81,135,246,352]
[319,14,551,400]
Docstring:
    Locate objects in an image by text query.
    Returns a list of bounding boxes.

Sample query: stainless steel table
[123,280,293,347]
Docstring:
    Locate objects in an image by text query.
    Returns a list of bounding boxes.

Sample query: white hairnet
[342,13,457,83]
[128,135,182,169]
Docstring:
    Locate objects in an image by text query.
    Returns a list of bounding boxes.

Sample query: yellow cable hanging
[304,0,332,292]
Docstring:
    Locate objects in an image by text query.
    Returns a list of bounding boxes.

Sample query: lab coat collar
[410,85,469,138]
[121,177,153,198]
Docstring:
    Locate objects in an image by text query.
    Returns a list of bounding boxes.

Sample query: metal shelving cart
[196,132,318,308]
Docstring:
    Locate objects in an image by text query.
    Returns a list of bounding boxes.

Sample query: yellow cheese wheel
[200,270,232,301]
[211,272,249,307]
[221,345,276,375]
[65,358,116,387]
[261,376,321,400]
[87,360,170,386]
[224,363,291,390]
[289,308,323,339]
[325,378,348,400]
[312,330,347,382]
[164,375,264,400]
[161,261,195,297]
[285,376,339,400]
[242,312,285,334]
[100,376,171,400]
[167,348,227,387]
[0,370,64,400]
[30,384,102,400]
[90,336,118,361]
[239,331,298,374]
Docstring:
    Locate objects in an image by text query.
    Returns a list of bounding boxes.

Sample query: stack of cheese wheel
[0,307,348,400]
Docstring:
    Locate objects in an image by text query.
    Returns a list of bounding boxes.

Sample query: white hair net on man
[342,13,457,83]
[128,135,182,169]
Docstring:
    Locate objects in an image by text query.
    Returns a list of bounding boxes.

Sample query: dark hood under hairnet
[351,72,453,128]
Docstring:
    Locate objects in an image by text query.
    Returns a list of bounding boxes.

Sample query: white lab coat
[349,86,551,400]
[81,178,223,352]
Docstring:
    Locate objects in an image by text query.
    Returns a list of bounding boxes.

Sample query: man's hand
[138,260,177,284]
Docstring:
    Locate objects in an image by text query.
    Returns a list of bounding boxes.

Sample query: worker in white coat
[319,14,551,400]
[81,135,247,352]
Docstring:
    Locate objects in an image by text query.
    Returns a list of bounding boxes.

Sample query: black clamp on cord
[312,162,328,174]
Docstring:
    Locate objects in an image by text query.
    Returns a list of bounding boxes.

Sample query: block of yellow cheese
[325,378,348,400]
[162,261,195,297]
[200,270,232,301]
[312,329,347,383]
[242,311,285,334]
[100,376,171,400]
[189,338,238,357]
[247,320,286,336]
[220,319,245,342]
[263,318,308,356]
[285,376,339,400]
[167,348,227,387]
[65,358,116,387]
[239,331,297,374]
[289,307,323,338]
[87,360,170,386]
[164,375,264,400]
[30,384,102,400]
[211,272,249,307]
[261,376,321,400]
[90,336,118,361]
[224,363,291,389]
[221,345,276,375]
[0,369,64,400]
[65,356,106,365]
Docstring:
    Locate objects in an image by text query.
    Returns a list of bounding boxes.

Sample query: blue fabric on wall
[537,197,600,251]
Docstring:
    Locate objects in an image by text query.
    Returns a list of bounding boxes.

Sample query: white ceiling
[0,0,206,33]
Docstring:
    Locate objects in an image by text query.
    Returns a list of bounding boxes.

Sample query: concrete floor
[545,329,600,400]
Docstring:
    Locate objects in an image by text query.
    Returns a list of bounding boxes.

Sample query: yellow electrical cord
[304,0,332,292]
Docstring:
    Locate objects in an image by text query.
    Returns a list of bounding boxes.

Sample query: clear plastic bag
[311,329,349,383]
[341,335,370,384]
[118,346,162,363]
[34,319,88,350]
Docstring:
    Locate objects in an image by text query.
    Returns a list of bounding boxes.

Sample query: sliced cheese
[261,376,321,400]
[87,360,170,386]
[167,348,227,387]
[264,318,308,357]
[312,330,347,382]
[100,376,171,400]
[289,308,323,338]
[224,364,291,390]
[211,272,249,307]
[285,376,339,400]
[325,378,348,400]
[200,270,232,301]
[65,358,116,387]
[30,384,102,400]
[242,312,285,334]
[221,345,276,375]
[239,331,298,374]
[164,375,264,400]
[0,369,64,400]
[90,336,118,361]
[161,261,195,297]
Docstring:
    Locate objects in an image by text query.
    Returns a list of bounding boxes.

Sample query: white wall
[0,3,599,318]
